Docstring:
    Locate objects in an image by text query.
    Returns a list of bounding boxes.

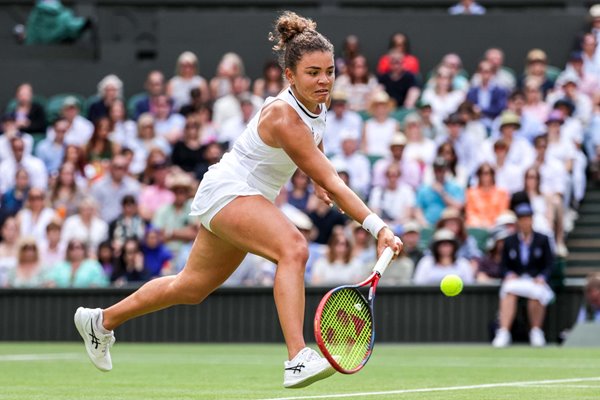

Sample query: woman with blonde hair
[6,237,45,288]
[167,51,210,111]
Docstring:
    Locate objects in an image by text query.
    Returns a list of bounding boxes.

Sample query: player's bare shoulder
[258,99,306,147]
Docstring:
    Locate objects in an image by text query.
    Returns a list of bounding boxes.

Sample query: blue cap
[514,203,534,218]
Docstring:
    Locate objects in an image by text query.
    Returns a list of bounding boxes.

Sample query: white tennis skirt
[499,275,555,306]
[190,168,265,232]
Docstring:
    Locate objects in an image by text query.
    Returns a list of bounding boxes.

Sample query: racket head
[314,283,375,374]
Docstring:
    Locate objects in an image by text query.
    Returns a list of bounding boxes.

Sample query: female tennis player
[74,11,401,388]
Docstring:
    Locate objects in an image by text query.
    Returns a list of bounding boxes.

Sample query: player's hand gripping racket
[314,246,395,374]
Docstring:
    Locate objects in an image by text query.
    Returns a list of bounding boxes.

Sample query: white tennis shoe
[529,327,546,347]
[492,328,512,348]
[74,307,115,371]
[283,347,336,388]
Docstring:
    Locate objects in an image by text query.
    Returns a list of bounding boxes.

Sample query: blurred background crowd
[2,1,600,291]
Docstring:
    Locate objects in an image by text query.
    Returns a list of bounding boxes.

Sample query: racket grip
[372,247,395,277]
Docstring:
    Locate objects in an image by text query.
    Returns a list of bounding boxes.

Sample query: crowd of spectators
[2,8,600,296]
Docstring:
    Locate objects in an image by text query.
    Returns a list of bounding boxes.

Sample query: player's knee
[279,234,309,269]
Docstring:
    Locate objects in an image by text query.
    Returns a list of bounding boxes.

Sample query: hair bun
[270,11,317,51]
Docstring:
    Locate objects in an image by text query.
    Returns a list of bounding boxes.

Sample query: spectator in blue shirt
[415,157,465,226]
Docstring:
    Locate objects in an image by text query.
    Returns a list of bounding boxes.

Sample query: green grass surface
[1,343,600,399]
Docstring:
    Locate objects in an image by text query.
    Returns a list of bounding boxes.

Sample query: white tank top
[195,88,327,207]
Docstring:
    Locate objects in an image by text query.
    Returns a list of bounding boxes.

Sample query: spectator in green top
[45,238,108,288]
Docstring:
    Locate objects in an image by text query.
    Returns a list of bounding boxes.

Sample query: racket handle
[372,247,395,277]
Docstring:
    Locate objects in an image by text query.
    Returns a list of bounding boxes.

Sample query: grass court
[1,343,599,399]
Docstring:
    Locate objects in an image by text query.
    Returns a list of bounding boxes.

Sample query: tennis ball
[440,274,463,297]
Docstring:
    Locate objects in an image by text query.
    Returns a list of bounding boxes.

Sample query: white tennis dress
[190,88,327,231]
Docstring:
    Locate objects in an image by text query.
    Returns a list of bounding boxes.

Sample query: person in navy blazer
[466,60,508,124]
[492,202,555,348]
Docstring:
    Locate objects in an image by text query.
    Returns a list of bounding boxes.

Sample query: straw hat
[431,228,458,245]
[166,172,195,191]
[367,91,396,115]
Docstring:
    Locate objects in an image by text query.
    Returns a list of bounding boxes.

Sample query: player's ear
[285,67,294,85]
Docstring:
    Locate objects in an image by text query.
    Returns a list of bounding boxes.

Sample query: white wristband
[362,213,388,238]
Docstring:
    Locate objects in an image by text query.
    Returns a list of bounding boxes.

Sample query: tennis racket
[314,246,395,374]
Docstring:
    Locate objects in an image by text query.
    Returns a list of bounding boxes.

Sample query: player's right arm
[258,101,401,255]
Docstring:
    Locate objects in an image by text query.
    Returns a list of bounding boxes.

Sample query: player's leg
[102,228,248,330]
[210,195,336,387]
[210,195,308,359]
[75,227,247,371]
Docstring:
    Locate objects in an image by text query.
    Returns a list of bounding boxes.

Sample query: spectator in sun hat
[517,49,556,96]
[436,207,482,270]
[399,220,425,266]
[372,131,421,189]
[547,70,593,126]
[490,89,545,143]
[152,171,198,255]
[323,90,363,157]
[362,90,399,157]
[413,228,474,285]
[50,95,94,147]
[482,110,535,172]
[415,156,465,227]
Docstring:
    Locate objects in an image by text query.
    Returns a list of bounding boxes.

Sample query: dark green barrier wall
[0,285,583,343]
[0,2,591,108]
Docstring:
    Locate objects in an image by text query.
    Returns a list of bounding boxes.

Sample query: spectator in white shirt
[48,96,94,147]
[0,136,47,193]
[322,91,363,156]
[329,130,371,200]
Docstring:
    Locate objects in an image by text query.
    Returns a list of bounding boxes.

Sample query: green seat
[46,93,85,122]
[367,154,383,167]
[391,107,415,124]
[127,92,147,120]
[467,227,490,253]
[418,226,435,251]
[358,110,371,121]
[545,65,562,83]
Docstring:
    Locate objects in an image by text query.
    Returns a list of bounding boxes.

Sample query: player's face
[287,51,334,111]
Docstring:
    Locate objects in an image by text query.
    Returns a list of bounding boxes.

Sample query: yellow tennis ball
[440,274,463,297]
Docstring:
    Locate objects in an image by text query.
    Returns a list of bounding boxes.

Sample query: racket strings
[318,288,373,371]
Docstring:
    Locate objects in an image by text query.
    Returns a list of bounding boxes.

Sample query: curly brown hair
[269,11,334,72]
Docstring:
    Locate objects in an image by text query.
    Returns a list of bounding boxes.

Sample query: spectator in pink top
[138,159,174,221]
